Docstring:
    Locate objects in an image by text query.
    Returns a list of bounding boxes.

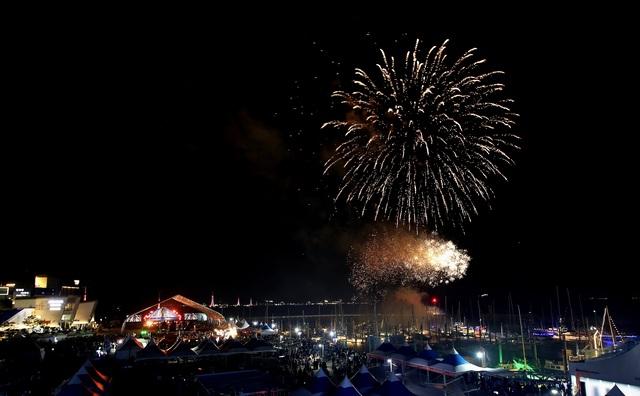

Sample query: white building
[11,295,97,328]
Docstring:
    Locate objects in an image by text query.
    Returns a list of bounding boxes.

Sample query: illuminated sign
[35,275,48,288]
[0,287,8,296]
[48,299,64,311]
[15,288,30,297]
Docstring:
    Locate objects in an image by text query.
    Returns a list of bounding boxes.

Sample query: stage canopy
[123,294,225,326]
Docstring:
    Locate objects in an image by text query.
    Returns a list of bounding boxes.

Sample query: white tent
[258,323,277,335]
[236,319,250,329]
[570,342,640,396]
[427,348,498,376]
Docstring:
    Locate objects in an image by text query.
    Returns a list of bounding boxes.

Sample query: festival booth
[569,342,640,396]
[350,364,379,394]
[309,367,335,396]
[336,376,363,396]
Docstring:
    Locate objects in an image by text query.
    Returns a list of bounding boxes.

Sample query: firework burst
[324,39,519,231]
[349,231,470,298]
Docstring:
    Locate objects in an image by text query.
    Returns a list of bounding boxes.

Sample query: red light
[431,297,438,304]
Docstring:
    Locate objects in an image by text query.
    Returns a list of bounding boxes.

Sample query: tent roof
[236,319,250,329]
[117,336,143,351]
[380,372,412,396]
[245,337,265,348]
[221,339,248,352]
[0,308,22,324]
[80,360,109,384]
[128,295,225,322]
[569,342,640,386]
[136,339,166,360]
[314,367,330,378]
[336,376,362,396]
[605,385,626,396]
[424,347,493,376]
[170,341,197,357]
[407,357,437,368]
[376,342,396,353]
[63,360,109,395]
[397,345,416,358]
[245,338,273,351]
[419,345,439,360]
[441,348,469,366]
[291,387,313,396]
[310,368,334,394]
[351,364,378,392]
[195,339,220,355]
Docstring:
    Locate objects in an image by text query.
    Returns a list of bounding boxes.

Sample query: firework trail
[324,39,519,231]
[349,230,469,298]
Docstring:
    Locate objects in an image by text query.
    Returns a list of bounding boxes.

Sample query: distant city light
[48,299,64,311]
[74,279,80,286]
[35,275,48,289]
[329,330,335,337]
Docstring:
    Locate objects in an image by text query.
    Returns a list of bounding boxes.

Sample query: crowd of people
[277,337,369,386]
[478,373,569,395]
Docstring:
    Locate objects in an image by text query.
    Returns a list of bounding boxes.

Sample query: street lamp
[387,358,393,372]
[318,343,324,359]
[329,330,335,338]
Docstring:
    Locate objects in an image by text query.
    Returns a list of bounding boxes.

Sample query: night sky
[4,11,638,311]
